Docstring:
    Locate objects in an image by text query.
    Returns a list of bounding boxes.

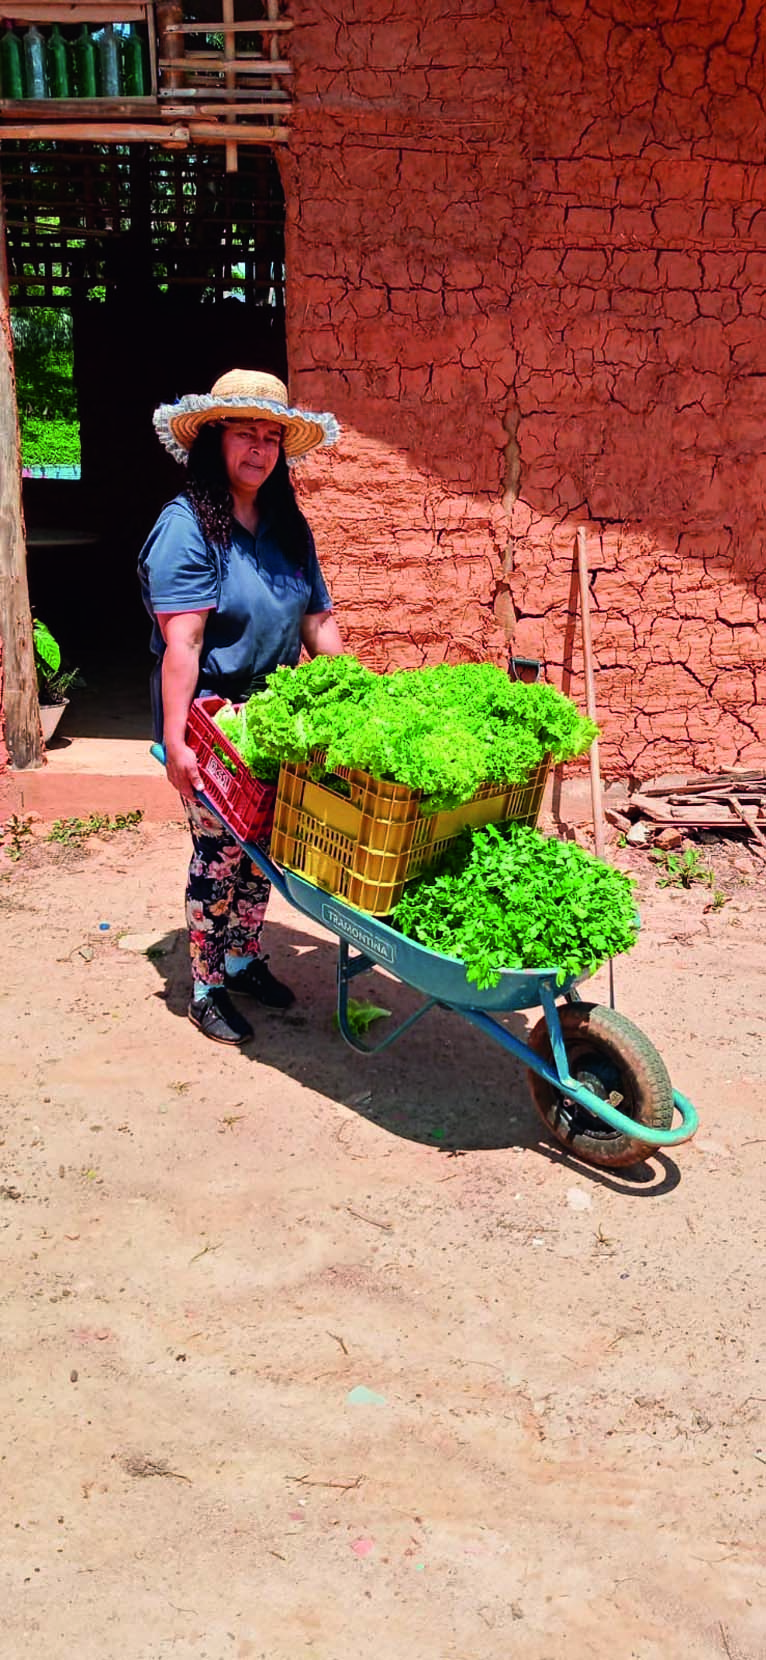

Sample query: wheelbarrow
[153,748,698,1171]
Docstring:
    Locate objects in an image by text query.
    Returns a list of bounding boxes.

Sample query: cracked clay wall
[282,0,766,778]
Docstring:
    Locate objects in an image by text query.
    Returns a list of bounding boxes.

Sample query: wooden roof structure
[0,0,291,165]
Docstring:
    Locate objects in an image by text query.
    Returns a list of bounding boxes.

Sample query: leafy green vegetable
[213,702,280,783]
[226,657,597,808]
[333,997,391,1035]
[392,823,638,988]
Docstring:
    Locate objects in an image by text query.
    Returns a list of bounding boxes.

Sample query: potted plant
[33,618,82,743]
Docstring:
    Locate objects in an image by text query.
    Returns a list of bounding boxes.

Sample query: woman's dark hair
[184,424,312,567]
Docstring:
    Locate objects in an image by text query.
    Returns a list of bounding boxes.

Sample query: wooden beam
[1,98,160,118]
[158,56,291,73]
[5,2,146,18]
[163,19,293,32]
[0,173,43,770]
[0,121,192,141]
[188,122,288,143]
[0,121,288,143]
[170,101,293,115]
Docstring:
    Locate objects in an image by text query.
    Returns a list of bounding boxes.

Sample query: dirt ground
[1,811,764,1660]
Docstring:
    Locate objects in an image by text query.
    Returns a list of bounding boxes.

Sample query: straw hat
[153,369,340,465]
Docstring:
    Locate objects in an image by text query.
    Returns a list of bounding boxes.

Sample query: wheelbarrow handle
[150,742,290,898]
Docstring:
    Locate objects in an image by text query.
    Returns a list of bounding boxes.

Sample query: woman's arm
[157,608,211,797]
[300,609,344,659]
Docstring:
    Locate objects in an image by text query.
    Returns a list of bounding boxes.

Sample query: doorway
[4,137,286,737]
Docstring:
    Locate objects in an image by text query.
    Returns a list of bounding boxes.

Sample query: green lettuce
[222,657,597,808]
[213,702,280,783]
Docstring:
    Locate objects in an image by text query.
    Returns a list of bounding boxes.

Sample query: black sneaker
[188,988,254,1045]
[225,955,296,1009]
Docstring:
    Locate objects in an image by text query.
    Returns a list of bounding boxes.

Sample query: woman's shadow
[147,918,681,1195]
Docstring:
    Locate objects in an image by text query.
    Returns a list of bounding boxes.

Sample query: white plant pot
[40,699,69,743]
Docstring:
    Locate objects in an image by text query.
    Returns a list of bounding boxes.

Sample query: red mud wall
[282,0,766,778]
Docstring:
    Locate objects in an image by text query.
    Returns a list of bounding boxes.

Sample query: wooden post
[0,169,43,770]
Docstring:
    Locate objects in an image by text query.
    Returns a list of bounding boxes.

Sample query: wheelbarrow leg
[336,939,440,1055]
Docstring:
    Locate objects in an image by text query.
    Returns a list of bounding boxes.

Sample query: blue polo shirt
[138,495,332,739]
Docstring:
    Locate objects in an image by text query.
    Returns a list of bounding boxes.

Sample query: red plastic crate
[185,696,277,843]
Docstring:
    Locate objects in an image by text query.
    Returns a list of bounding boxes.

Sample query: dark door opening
[4,138,287,738]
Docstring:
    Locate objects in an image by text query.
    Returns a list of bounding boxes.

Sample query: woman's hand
[165,740,203,799]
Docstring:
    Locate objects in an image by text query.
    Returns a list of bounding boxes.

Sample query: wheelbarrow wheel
[526,1002,674,1169]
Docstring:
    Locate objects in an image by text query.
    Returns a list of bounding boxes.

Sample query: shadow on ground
[146,920,681,1197]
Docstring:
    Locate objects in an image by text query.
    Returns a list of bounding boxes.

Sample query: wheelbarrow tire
[526,1002,674,1169]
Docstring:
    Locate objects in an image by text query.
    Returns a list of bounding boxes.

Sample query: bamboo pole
[163,18,293,31]
[5,1,146,17]
[222,0,238,173]
[0,172,43,769]
[266,0,282,99]
[0,122,289,144]
[156,0,184,93]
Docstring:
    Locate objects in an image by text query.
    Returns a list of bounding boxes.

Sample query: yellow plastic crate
[269,752,551,915]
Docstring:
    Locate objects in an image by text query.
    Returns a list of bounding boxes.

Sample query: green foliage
[47,810,143,845]
[0,815,34,861]
[225,657,597,808]
[392,823,639,988]
[33,619,60,674]
[11,307,80,472]
[20,416,81,472]
[650,846,710,888]
[650,845,727,910]
[33,617,82,704]
[213,703,280,783]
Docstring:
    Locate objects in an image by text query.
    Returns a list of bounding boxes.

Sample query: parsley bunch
[392,823,638,988]
[216,657,597,808]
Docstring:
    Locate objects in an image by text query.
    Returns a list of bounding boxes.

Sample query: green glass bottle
[121,25,146,96]
[47,24,70,98]
[75,25,97,98]
[98,22,121,96]
[23,23,49,98]
[0,24,24,99]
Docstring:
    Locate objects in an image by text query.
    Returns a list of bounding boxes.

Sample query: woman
[139,368,343,1046]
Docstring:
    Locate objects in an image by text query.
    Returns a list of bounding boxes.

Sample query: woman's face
[220,418,283,495]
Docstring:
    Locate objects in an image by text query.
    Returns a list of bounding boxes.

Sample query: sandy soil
[1,814,764,1660]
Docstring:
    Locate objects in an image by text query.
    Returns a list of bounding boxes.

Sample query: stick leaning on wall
[576,524,615,1005]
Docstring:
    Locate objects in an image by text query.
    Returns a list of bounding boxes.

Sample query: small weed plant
[650,845,727,909]
[47,810,143,846]
[0,814,35,861]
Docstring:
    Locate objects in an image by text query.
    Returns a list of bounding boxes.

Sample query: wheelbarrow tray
[282,867,584,1013]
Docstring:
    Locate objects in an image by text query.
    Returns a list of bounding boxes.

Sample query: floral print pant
[184,799,271,986]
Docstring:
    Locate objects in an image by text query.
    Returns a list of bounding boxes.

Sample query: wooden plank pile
[605,770,766,860]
